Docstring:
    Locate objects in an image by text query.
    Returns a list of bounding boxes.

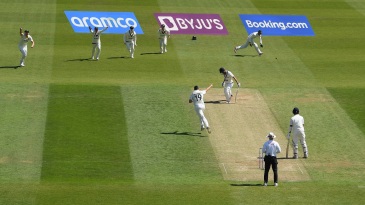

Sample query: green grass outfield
[1,0,365,204]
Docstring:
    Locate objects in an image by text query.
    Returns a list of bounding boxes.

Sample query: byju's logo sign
[240,14,314,36]
[154,13,228,35]
[64,11,144,34]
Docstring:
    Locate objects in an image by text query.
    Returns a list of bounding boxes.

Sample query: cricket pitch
[204,88,310,182]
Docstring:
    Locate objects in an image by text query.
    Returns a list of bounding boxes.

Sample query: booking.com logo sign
[64,11,144,34]
[240,14,314,36]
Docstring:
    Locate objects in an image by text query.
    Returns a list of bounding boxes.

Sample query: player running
[123,26,137,58]
[234,30,263,56]
[189,84,213,133]
[18,28,35,67]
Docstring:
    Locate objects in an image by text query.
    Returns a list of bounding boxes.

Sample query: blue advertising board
[239,14,314,36]
[64,11,144,34]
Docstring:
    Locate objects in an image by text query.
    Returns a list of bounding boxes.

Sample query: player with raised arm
[18,27,35,67]
[89,26,108,60]
[189,84,213,133]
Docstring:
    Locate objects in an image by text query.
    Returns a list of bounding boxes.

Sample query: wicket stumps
[258,148,264,169]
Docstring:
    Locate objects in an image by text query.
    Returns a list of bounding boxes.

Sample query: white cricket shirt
[158,28,170,39]
[18,34,33,48]
[190,90,206,109]
[248,32,262,44]
[290,114,305,131]
[223,71,235,83]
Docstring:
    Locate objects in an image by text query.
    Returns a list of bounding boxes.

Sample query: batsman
[286,107,308,159]
[219,67,241,104]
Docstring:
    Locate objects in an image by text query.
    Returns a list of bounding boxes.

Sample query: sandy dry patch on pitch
[204,88,310,182]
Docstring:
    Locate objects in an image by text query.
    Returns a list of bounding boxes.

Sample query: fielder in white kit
[157,24,170,54]
[123,26,137,58]
[234,30,263,56]
[219,67,240,103]
[89,26,108,60]
[286,107,308,159]
[189,84,213,133]
[18,28,35,67]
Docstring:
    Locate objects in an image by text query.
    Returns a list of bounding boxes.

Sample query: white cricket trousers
[125,41,135,58]
[292,130,308,155]
[224,83,234,102]
[19,45,27,65]
[235,38,262,54]
[159,38,167,53]
[194,107,209,128]
[91,43,101,59]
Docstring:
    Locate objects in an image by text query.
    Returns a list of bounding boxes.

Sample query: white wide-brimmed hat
[266,132,276,138]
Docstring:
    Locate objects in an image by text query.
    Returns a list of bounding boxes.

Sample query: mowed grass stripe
[121,85,223,184]
[41,85,133,182]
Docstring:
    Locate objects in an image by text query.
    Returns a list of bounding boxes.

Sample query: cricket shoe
[234,47,237,53]
[20,63,25,67]
[274,183,278,187]
[304,152,308,158]
[259,52,263,56]
[207,127,211,134]
[263,183,267,186]
[293,154,298,159]
[201,126,205,131]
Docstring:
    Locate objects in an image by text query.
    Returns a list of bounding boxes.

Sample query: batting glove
[238,83,241,87]
[260,44,263,48]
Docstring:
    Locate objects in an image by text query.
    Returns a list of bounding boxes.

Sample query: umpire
[262,132,281,187]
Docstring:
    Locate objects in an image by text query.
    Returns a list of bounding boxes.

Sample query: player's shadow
[233,54,257,57]
[161,131,205,137]
[231,183,263,187]
[140,52,162,55]
[205,100,226,104]
[65,58,91,62]
[108,56,128,59]
[0,65,21,69]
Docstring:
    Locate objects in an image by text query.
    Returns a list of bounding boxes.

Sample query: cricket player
[18,28,35,67]
[219,67,240,103]
[123,26,137,58]
[189,84,213,133]
[262,132,281,187]
[234,30,263,56]
[157,24,170,54]
[287,107,308,159]
[89,26,108,60]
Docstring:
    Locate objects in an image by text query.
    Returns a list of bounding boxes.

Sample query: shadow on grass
[233,54,257,57]
[140,52,161,55]
[205,100,226,104]
[161,131,206,137]
[65,58,91,62]
[0,65,21,69]
[230,183,263,187]
[108,56,128,59]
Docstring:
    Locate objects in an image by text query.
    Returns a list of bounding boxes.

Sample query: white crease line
[221,163,228,174]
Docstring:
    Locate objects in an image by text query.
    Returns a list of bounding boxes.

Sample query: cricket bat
[286,139,290,159]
